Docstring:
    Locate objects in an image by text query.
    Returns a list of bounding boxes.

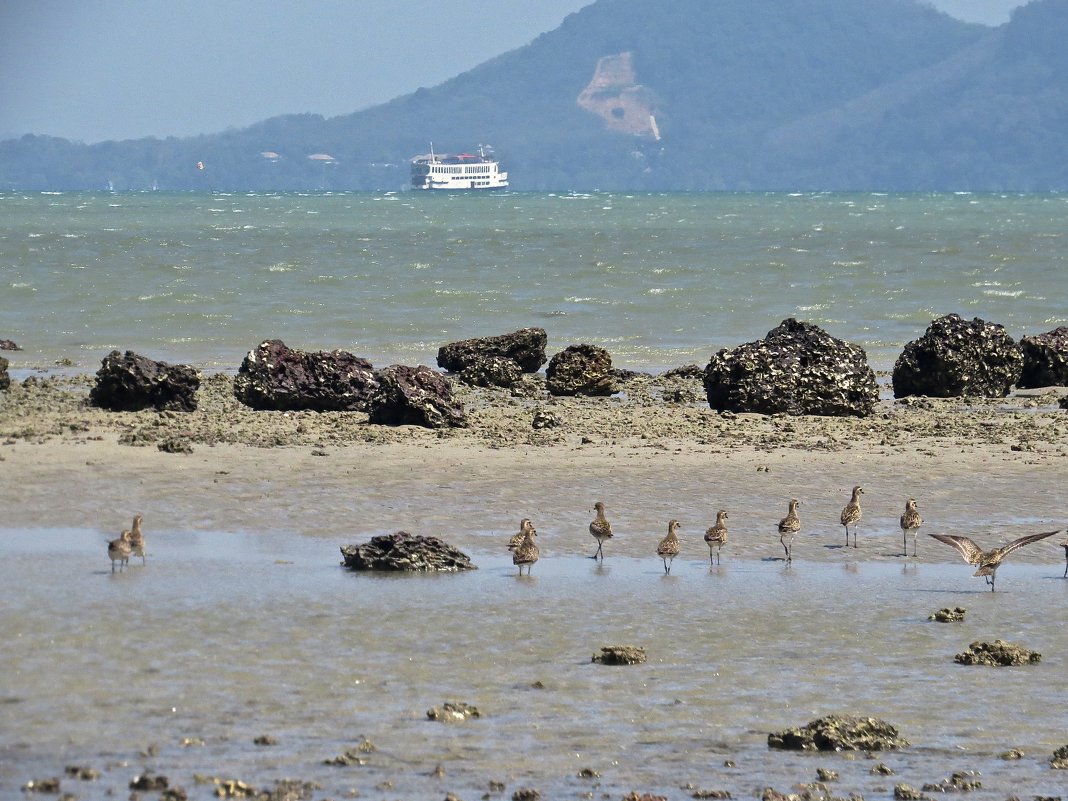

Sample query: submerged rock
[340,532,476,572]
[703,318,879,417]
[767,715,909,752]
[0,339,20,351]
[437,327,548,373]
[427,701,481,722]
[928,606,967,622]
[546,343,615,396]
[367,364,467,428]
[592,645,647,665]
[1019,326,1068,388]
[233,339,377,411]
[892,314,1023,398]
[954,639,1041,666]
[90,350,200,412]
[1051,744,1068,769]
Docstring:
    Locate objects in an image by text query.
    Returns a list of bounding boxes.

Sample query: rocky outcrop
[1051,745,1068,769]
[0,339,20,351]
[0,356,8,392]
[703,319,879,417]
[437,328,548,374]
[592,646,647,665]
[1018,326,1068,388]
[233,339,377,411]
[892,314,1023,398]
[89,350,200,412]
[456,355,523,389]
[928,607,966,622]
[546,344,615,396]
[367,365,467,428]
[427,701,481,722]
[340,532,475,572]
[767,715,909,752]
[577,52,661,140]
[953,639,1041,666]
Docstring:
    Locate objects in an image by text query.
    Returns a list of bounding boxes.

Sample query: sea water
[1,191,1065,374]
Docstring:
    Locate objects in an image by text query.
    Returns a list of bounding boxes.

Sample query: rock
[922,771,981,792]
[21,778,60,793]
[437,327,548,373]
[0,339,20,350]
[0,356,8,392]
[427,701,481,722]
[893,784,930,801]
[252,735,277,746]
[999,748,1025,760]
[233,339,377,411]
[592,645,647,665]
[1019,326,1068,388]
[367,365,467,428]
[660,364,704,379]
[64,766,99,781]
[323,749,368,766]
[457,354,524,388]
[130,773,170,791]
[953,639,1041,666]
[89,350,200,412]
[815,768,839,782]
[767,715,909,752]
[871,764,895,775]
[1061,396,1068,410]
[928,606,966,622]
[546,344,615,396]
[531,409,562,429]
[703,319,878,417]
[892,314,1024,398]
[340,532,476,572]
[1051,744,1068,769]
[692,791,732,800]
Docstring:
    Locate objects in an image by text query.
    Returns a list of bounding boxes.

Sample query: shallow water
[2,527,1067,800]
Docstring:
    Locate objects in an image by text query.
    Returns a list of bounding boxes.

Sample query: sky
[0,0,1031,144]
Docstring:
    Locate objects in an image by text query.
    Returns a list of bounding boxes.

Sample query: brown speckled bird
[928,529,1062,591]
[840,486,863,548]
[900,498,923,557]
[512,527,539,576]
[778,499,801,564]
[108,530,132,573]
[589,501,613,560]
[128,514,146,565]
[508,519,534,551]
[704,510,728,566]
[657,520,682,574]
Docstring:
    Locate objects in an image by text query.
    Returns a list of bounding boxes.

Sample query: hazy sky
[0,0,1030,143]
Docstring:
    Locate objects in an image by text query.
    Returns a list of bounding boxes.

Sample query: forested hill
[3,0,1067,192]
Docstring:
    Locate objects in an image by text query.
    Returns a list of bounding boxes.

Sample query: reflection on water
[2,527,1067,800]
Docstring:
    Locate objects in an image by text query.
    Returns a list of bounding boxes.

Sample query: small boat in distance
[410,144,508,190]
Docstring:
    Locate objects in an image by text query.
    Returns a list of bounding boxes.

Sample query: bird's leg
[709,551,715,567]
[717,547,721,566]
[903,531,907,557]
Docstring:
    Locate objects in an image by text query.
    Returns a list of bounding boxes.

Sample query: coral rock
[233,339,377,411]
[90,350,200,412]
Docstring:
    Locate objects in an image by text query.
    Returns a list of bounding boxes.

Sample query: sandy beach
[2,370,1066,554]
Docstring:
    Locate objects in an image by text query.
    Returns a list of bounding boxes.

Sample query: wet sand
[2,372,1068,800]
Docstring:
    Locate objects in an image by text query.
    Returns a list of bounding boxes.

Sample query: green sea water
[1,190,1065,373]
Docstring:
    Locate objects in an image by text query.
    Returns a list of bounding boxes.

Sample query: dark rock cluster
[426,701,481,722]
[767,715,909,752]
[1051,744,1068,769]
[437,327,547,374]
[0,339,20,351]
[928,606,966,622]
[340,532,475,572]
[89,350,200,412]
[546,343,615,396]
[592,645,647,665]
[704,319,878,417]
[953,639,1041,666]
[0,355,8,392]
[1019,326,1068,388]
[233,339,377,411]
[367,364,467,428]
[892,314,1023,398]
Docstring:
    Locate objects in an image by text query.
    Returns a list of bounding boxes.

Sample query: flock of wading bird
[507,489,1068,591]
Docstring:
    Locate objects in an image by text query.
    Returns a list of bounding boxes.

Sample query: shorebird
[840,486,863,548]
[128,514,146,565]
[778,499,801,564]
[512,527,539,576]
[589,501,613,560]
[704,510,728,566]
[657,520,682,574]
[900,498,923,557]
[108,530,133,573]
[928,529,1062,591]
[508,518,534,551]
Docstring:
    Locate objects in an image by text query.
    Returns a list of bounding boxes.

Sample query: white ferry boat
[410,145,508,190]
